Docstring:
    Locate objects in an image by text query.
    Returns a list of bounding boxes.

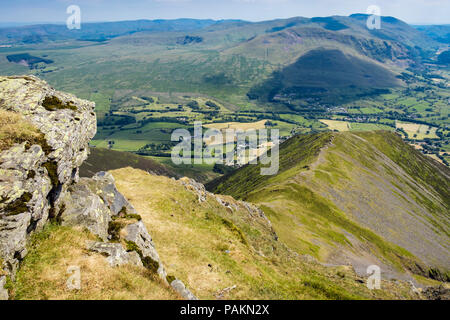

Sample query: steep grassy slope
[79,148,221,183]
[247,48,400,105]
[107,167,417,299]
[208,131,450,282]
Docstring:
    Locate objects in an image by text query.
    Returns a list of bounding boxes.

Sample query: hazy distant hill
[414,25,450,44]
[0,19,217,43]
[0,14,441,109]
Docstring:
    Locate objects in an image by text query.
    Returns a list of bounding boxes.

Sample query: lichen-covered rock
[0,76,96,184]
[0,276,8,300]
[179,177,207,203]
[171,280,198,300]
[124,221,167,280]
[90,172,138,216]
[0,75,96,276]
[60,182,111,241]
[86,241,143,267]
[59,172,141,241]
[0,212,31,276]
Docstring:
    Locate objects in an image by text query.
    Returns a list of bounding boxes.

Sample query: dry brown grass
[319,119,351,132]
[204,120,267,131]
[0,109,41,152]
[12,224,179,300]
[395,121,438,139]
[111,168,242,299]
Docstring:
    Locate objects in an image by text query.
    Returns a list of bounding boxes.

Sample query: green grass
[210,131,450,278]
[110,167,417,300]
[207,132,334,198]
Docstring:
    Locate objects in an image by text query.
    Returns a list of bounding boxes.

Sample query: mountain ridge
[208,130,450,281]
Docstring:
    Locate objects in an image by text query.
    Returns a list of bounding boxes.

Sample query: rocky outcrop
[90,171,138,216]
[59,172,138,241]
[171,280,198,300]
[78,173,197,299]
[180,177,278,242]
[0,76,96,279]
[0,76,195,300]
[86,241,143,267]
[124,221,167,280]
[422,285,450,300]
[179,177,208,202]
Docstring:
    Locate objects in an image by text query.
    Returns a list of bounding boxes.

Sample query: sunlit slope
[208,131,450,280]
[109,167,417,299]
[10,166,419,300]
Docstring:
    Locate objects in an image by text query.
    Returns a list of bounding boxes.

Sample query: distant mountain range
[1,15,446,48]
[0,19,218,43]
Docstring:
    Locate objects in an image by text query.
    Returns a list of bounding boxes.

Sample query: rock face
[423,285,450,300]
[124,221,167,279]
[171,280,198,300]
[0,76,96,279]
[59,172,138,241]
[0,77,196,300]
[86,241,143,267]
[179,177,208,203]
[60,180,112,241]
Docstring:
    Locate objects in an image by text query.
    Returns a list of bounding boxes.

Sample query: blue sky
[1,0,449,24]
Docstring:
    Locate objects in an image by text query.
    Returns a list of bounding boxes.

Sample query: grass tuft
[0,109,43,153]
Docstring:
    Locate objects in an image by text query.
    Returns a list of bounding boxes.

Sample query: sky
[0,0,449,25]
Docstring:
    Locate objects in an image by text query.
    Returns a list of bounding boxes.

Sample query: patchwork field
[395,121,439,139]
[319,120,394,132]
[319,120,351,131]
[204,120,268,131]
